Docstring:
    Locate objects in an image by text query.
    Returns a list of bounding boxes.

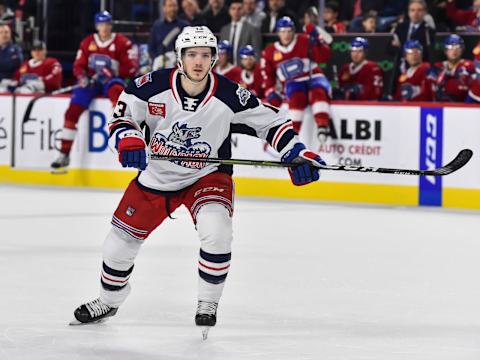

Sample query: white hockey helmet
[175,26,218,78]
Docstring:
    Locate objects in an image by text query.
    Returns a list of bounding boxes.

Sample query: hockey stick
[149,149,472,176]
[22,83,82,124]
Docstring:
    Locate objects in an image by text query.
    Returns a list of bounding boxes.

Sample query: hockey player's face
[350,49,365,64]
[278,28,294,46]
[241,56,255,71]
[96,22,113,38]
[31,48,47,61]
[445,46,463,62]
[217,51,229,66]
[405,49,422,67]
[183,47,212,80]
[0,25,11,46]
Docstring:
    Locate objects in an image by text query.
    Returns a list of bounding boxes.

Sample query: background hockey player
[394,40,434,102]
[71,26,326,339]
[467,40,480,103]
[433,34,474,102]
[213,40,242,83]
[0,23,22,92]
[338,37,384,101]
[12,40,62,94]
[51,11,139,171]
[238,45,264,98]
[261,16,332,141]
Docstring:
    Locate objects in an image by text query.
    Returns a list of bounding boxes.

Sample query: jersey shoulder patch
[214,74,258,113]
[126,69,173,101]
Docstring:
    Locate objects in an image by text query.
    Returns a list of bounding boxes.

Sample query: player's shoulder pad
[214,74,259,113]
[125,69,173,101]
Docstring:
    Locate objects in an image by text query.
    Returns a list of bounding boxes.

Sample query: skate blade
[51,167,68,175]
[69,318,108,326]
[200,326,210,340]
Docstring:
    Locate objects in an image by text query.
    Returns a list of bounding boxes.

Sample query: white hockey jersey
[109,68,299,191]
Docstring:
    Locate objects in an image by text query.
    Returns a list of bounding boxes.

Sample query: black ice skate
[195,300,218,340]
[51,153,70,174]
[69,298,118,325]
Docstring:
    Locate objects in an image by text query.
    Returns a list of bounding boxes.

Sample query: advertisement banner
[232,104,420,186]
[0,95,12,166]
[14,96,127,171]
[419,107,443,206]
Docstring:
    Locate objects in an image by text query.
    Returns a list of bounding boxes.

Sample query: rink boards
[0,94,478,210]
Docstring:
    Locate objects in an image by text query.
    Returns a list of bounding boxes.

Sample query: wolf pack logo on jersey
[149,122,211,169]
[236,86,251,106]
[134,72,152,88]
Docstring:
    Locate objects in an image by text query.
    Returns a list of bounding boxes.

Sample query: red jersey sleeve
[43,57,63,92]
[260,46,277,95]
[73,37,91,79]
[116,34,139,79]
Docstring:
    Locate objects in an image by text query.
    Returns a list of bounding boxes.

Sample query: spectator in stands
[149,0,188,70]
[338,37,384,100]
[202,0,230,33]
[12,40,62,94]
[0,1,14,23]
[338,0,385,23]
[220,0,262,65]
[390,0,435,63]
[179,0,207,25]
[322,2,346,33]
[0,24,22,87]
[213,40,242,82]
[242,0,266,28]
[238,45,264,97]
[433,34,475,102]
[361,11,377,32]
[445,0,480,31]
[261,0,299,33]
[395,40,434,101]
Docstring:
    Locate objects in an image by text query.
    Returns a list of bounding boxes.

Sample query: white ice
[1,185,480,360]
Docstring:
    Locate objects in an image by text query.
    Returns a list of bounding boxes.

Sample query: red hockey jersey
[14,57,62,92]
[261,33,331,95]
[73,33,138,79]
[214,64,242,84]
[339,60,384,100]
[434,59,475,102]
[395,62,434,101]
[238,63,264,98]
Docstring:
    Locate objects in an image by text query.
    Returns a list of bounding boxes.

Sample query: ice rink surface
[1,185,480,360]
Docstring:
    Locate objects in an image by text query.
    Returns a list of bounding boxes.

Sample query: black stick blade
[426,148,473,176]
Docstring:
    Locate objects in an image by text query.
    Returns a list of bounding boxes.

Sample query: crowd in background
[0,0,480,103]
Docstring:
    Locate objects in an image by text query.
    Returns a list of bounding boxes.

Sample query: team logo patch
[148,102,166,117]
[126,206,135,216]
[134,72,152,88]
[88,42,97,52]
[273,51,282,61]
[399,74,408,83]
[236,86,251,106]
[474,46,480,56]
[149,122,211,169]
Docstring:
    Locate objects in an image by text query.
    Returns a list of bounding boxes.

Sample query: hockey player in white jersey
[71,26,325,339]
